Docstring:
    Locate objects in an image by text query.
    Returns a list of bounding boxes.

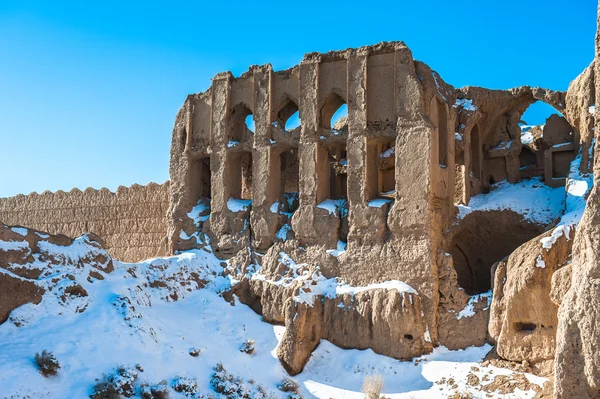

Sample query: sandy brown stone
[0,183,170,262]
[0,272,44,325]
[489,228,572,364]
[0,224,115,325]
[277,288,431,375]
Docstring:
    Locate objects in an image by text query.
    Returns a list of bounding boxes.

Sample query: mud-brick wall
[0,182,170,262]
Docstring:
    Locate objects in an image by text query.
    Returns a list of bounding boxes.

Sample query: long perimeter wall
[0,182,169,262]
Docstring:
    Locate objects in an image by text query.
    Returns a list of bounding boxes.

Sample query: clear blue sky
[0,0,596,198]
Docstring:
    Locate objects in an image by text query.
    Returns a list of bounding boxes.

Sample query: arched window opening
[331,104,348,131]
[378,140,396,197]
[280,149,299,204]
[321,93,347,130]
[519,101,575,184]
[180,126,187,149]
[276,100,301,132]
[227,151,253,200]
[273,149,300,242]
[245,114,255,133]
[470,125,481,181]
[328,144,348,200]
[366,138,396,202]
[520,101,563,127]
[229,103,253,142]
[315,141,349,244]
[191,157,211,201]
[285,111,301,131]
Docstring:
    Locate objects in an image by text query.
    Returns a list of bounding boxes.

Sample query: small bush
[448,392,472,399]
[90,366,138,399]
[172,377,199,396]
[90,380,121,399]
[211,363,279,399]
[277,377,299,393]
[35,350,60,377]
[141,381,169,399]
[361,374,384,399]
[239,340,255,354]
[189,347,201,357]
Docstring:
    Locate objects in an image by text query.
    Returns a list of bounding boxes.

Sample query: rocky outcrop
[489,228,572,365]
[554,186,600,398]
[0,223,114,325]
[0,273,44,325]
[277,287,431,375]
[552,4,600,397]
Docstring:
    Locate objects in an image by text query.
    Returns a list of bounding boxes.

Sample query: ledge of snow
[457,178,565,225]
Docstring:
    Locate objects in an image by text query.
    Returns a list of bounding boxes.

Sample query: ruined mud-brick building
[166,35,595,372]
[2,2,600,397]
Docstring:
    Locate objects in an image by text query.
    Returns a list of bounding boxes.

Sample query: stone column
[250,65,279,249]
[387,44,439,344]
[346,49,368,207]
[207,73,232,241]
[291,56,339,248]
[298,60,320,207]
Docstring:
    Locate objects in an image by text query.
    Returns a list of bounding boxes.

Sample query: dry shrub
[35,350,60,377]
[448,391,472,399]
[141,381,169,399]
[361,374,384,399]
[239,340,255,354]
[90,366,138,399]
[189,347,201,357]
[90,380,121,399]
[277,377,300,393]
[172,377,199,395]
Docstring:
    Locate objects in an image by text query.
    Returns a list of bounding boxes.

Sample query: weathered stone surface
[489,229,572,364]
[277,288,431,375]
[0,223,114,325]
[0,183,170,262]
[0,272,44,325]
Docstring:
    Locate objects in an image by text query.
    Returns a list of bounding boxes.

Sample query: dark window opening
[514,322,537,332]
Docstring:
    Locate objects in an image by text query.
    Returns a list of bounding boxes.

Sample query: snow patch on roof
[457,178,565,225]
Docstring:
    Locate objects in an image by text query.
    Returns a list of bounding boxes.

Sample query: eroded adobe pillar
[250,65,279,250]
[387,45,439,343]
[291,56,339,248]
[346,48,388,247]
[207,73,233,244]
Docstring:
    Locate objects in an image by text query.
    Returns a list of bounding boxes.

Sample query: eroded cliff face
[0,224,114,325]
[553,190,600,398]
[553,6,600,396]
[489,229,572,366]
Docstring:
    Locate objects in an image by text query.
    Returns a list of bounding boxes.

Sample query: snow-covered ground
[0,243,547,398]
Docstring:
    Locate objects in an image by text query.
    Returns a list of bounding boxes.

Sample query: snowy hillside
[0,235,547,399]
